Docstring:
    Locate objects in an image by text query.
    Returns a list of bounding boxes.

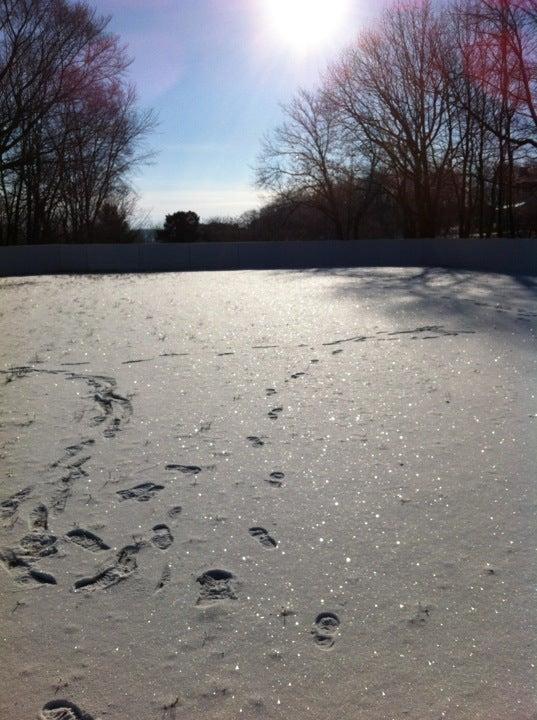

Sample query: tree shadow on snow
[272,266,537,346]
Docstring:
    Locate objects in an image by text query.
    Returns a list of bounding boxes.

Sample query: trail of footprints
[0,484,179,591]
[1,369,140,589]
[1,367,132,440]
[238,326,463,654]
[2,367,132,519]
[0,499,116,587]
[25,326,475,718]
[7,345,432,720]
[1,482,183,592]
[0,502,58,587]
[1,317,497,719]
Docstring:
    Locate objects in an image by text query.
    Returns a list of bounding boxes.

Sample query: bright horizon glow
[264,0,351,54]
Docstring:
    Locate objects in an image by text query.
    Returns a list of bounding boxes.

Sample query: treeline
[0,0,154,245]
[256,0,537,239]
[154,209,344,243]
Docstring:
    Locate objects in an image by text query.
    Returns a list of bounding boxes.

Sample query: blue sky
[90,1,380,225]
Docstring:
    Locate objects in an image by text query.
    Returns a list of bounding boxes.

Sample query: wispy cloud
[137,186,268,224]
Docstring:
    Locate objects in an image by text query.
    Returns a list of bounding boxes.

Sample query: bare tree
[477,0,537,149]
[257,87,383,239]
[0,0,108,170]
[451,0,536,235]
[257,88,348,239]
[442,0,501,236]
[0,0,155,244]
[257,0,536,239]
[326,0,462,238]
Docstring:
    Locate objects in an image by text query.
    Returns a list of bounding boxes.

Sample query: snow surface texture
[0,267,536,720]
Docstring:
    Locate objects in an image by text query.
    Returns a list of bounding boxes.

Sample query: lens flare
[264,0,350,54]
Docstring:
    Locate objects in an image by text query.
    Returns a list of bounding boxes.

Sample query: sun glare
[264,0,350,54]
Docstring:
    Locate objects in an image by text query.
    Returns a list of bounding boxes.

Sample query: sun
[264,0,350,54]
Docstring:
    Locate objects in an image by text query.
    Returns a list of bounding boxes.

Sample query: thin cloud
[138,187,268,224]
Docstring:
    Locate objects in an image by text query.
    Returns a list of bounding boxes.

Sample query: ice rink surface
[0,267,536,720]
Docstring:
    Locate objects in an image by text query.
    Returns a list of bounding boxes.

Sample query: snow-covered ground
[0,268,536,720]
